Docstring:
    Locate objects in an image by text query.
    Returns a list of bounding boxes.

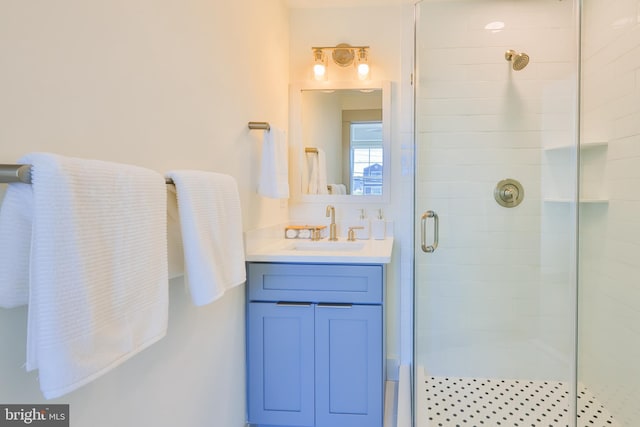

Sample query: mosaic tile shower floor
[423,376,617,427]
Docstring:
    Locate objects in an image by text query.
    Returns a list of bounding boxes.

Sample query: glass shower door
[413,0,579,426]
[577,1,640,426]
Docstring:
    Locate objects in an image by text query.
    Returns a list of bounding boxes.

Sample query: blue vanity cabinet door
[247,302,315,427]
[314,304,383,427]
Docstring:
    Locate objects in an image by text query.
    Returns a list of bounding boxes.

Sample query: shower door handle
[420,210,439,253]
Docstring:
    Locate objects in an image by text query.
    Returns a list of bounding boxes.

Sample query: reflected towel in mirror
[306,148,328,195]
[328,184,347,195]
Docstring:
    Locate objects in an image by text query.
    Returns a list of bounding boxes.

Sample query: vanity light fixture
[312,48,328,81]
[311,43,371,80]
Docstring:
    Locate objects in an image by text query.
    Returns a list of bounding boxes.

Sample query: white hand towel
[165,170,246,306]
[0,153,168,399]
[257,127,289,199]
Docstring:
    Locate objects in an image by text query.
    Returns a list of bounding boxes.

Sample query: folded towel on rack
[257,127,289,199]
[0,153,168,399]
[165,170,246,306]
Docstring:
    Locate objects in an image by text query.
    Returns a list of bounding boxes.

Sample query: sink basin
[291,240,365,252]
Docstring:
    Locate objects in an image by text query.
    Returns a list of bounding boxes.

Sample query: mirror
[290,81,390,203]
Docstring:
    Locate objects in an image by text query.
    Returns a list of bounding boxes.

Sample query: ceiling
[287,0,415,8]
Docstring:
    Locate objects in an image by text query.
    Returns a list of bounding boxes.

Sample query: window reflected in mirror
[349,122,383,195]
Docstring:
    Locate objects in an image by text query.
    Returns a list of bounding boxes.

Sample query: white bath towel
[165,170,246,306]
[257,127,289,199]
[0,153,168,399]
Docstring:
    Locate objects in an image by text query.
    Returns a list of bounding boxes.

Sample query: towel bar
[247,121,270,131]
[0,164,175,185]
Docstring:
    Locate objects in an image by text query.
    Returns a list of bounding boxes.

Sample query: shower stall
[413,0,640,426]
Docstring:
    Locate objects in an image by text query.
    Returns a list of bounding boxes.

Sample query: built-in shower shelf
[543,140,608,204]
[544,198,609,204]
[581,140,608,149]
[544,140,608,152]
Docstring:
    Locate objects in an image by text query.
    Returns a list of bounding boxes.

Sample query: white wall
[288,4,414,377]
[415,0,577,380]
[579,0,640,424]
[0,1,289,426]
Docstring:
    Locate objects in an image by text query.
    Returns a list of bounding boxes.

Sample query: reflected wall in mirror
[293,82,390,202]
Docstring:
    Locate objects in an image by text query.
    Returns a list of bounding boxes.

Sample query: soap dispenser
[356,208,370,240]
[372,208,386,240]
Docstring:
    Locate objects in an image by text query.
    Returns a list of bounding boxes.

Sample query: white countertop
[245,237,394,264]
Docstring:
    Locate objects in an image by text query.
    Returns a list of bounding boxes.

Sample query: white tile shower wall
[580,0,640,425]
[415,0,577,380]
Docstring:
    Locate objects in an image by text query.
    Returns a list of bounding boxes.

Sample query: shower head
[505,49,530,71]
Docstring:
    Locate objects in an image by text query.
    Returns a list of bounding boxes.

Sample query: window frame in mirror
[290,80,391,204]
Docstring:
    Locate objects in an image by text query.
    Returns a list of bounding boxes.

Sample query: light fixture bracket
[332,43,355,67]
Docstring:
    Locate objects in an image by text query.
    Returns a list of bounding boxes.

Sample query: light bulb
[314,63,327,80]
[357,63,370,80]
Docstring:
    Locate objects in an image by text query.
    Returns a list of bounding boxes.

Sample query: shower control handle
[420,210,439,253]
[501,187,515,200]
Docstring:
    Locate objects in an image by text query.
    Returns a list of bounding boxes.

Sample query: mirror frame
[290,80,391,204]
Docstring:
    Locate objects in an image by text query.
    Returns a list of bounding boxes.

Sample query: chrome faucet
[325,205,337,241]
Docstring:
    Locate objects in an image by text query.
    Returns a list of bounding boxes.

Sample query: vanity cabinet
[246,262,385,427]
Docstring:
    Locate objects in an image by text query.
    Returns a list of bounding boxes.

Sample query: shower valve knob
[501,186,517,200]
[495,179,524,208]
